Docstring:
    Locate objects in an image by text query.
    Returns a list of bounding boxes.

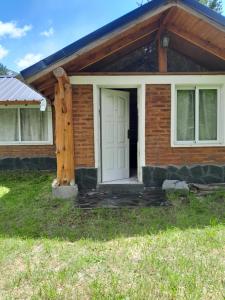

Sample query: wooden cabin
[2,0,225,189]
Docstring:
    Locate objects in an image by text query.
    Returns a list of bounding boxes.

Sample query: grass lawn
[0,172,225,299]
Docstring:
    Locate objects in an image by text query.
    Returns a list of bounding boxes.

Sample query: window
[0,105,53,145]
[174,86,220,146]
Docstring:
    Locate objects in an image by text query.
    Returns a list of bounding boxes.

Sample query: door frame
[93,83,145,183]
[100,88,130,182]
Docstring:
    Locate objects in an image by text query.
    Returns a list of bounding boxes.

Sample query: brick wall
[145,84,225,166]
[0,145,55,158]
[72,85,95,168]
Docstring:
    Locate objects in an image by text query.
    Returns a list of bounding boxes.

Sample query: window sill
[171,143,224,148]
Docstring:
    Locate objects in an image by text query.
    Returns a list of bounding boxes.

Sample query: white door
[101,88,129,182]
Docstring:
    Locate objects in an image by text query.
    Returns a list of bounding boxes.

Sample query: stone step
[97,182,145,193]
[77,188,167,208]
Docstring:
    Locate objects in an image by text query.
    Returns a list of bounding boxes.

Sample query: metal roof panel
[0,77,45,101]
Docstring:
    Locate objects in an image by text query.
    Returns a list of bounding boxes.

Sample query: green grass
[0,172,225,299]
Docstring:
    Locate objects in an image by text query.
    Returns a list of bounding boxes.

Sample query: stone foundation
[75,168,98,191]
[143,165,225,187]
[0,157,56,170]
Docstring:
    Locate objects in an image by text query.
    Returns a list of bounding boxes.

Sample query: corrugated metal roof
[0,76,45,101]
[20,0,225,80]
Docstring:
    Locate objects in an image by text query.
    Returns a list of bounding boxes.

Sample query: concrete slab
[52,183,78,200]
[162,180,189,194]
[98,183,144,193]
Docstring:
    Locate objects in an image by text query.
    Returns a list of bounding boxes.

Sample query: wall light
[161,34,170,48]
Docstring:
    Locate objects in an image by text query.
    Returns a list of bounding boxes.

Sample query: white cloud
[17,53,42,69]
[0,21,32,39]
[40,27,54,37]
[0,44,8,59]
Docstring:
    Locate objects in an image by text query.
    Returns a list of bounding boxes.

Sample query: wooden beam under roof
[169,32,225,71]
[158,43,167,72]
[167,24,225,61]
[82,32,156,72]
[66,20,159,73]
[156,8,176,72]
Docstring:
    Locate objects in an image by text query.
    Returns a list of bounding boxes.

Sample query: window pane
[20,108,48,141]
[0,109,18,141]
[177,90,195,141]
[199,89,217,141]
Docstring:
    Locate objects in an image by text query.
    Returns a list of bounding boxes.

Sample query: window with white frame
[0,105,53,145]
[174,86,221,146]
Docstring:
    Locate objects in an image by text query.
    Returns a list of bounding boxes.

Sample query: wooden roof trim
[25,3,173,84]
[168,24,225,61]
[176,3,225,32]
[78,26,158,72]
[80,33,156,73]
[21,0,225,84]
[25,4,225,87]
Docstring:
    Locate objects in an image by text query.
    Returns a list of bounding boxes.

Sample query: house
[0,76,55,170]
[2,0,225,191]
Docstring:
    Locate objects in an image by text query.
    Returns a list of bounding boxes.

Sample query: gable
[21,0,225,100]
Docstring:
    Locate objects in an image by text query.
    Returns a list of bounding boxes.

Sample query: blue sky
[0,0,224,72]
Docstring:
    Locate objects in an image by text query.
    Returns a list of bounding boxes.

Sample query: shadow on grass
[0,171,224,242]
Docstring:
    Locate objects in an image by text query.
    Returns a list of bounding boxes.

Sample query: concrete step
[97,182,145,193]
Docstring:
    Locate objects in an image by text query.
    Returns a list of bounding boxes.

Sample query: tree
[0,63,17,76]
[0,63,8,75]
[137,0,223,13]
[199,0,222,13]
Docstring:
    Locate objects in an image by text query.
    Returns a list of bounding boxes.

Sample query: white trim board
[70,75,225,86]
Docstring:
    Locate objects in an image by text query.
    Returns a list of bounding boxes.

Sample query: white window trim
[0,104,53,146]
[171,84,224,147]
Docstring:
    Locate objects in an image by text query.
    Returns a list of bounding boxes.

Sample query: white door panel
[101,89,129,182]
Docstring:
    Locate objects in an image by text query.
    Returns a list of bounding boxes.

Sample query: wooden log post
[53,67,75,186]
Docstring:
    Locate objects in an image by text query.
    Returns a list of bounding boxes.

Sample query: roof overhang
[20,0,225,85]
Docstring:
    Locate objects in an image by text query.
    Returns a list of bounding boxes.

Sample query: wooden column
[53,67,75,186]
[158,35,167,73]
[156,8,174,73]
